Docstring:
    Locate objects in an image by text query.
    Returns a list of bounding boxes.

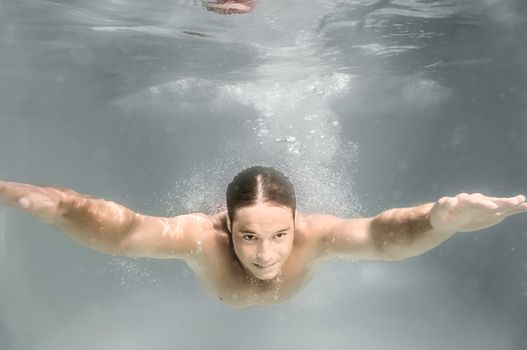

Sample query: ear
[226,214,232,233]
[294,209,298,225]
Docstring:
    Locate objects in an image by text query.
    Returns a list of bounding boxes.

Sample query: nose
[256,240,273,264]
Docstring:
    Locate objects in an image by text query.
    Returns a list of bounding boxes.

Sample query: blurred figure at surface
[205,0,254,14]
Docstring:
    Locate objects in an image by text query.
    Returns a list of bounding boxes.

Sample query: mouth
[253,262,277,269]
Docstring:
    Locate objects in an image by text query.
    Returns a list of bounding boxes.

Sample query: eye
[243,234,257,241]
[275,233,287,239]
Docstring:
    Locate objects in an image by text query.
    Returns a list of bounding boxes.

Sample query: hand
[429,193,527,233]
[205,0,254,14]
[0,181,69,224]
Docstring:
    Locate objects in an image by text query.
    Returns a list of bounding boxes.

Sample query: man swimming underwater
[1,166,526,308]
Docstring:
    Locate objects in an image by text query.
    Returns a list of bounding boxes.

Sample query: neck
[239,262,284,290]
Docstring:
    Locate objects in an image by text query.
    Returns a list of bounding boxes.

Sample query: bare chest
[185,212,320,307]
[188,247,318,307]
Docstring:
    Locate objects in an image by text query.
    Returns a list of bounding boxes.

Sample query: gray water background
[0,0,526,349]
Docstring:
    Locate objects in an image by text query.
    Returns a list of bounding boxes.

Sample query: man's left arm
[313,193,527,261]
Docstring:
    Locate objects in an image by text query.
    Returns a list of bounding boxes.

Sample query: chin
[251,267,280,280]
[254,273,277,280]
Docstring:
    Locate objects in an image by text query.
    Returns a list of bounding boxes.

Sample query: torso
[185,211,322,308]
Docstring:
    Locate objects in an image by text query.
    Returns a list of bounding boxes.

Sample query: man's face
[230,203,295,280]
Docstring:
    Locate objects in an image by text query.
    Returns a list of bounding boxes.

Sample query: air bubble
[257,129,269,137]
[161,72,360,225]
[109,257,158,287]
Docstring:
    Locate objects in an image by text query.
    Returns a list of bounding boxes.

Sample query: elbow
[381,254,409,262]
[377,246,425,261]
[376,250,409,261]
[374,241,414,261]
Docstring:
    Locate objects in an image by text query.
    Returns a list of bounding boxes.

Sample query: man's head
[226,166,296,280]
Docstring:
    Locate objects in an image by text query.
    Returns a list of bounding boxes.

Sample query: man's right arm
[0,180,205,259]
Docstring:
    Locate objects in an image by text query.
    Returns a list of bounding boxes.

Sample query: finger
[18,192,50,210]
[487,194,524,202]
[515,194,526,203]
[468,197,499,210]
[446,197,458,210]
[438,197,458,221]
[17,193,60,223]
[436,196,457,212]
[0,184,59,212]
[19,197,32,209]
[490,195,526,209]
[497,202,527,217]
[0,182,37,207]
[437,196,449,205]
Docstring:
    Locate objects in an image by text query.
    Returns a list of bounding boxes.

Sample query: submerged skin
[1,180,527,308]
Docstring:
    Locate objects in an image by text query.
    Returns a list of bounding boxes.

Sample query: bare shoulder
[295,211,375,260]
[119,211,226,260]
[295,212,346,239]
[291,212,343,256]
[168,211,229,244]
[183,211,242,287]
[189,211,234,259]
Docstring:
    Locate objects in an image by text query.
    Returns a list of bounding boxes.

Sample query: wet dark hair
[226,166,296,229]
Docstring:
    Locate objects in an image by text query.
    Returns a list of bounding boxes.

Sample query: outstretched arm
[0,180,205,258]
[311,193,527,261]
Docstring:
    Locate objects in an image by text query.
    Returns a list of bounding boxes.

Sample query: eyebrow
[239,227,290,234]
